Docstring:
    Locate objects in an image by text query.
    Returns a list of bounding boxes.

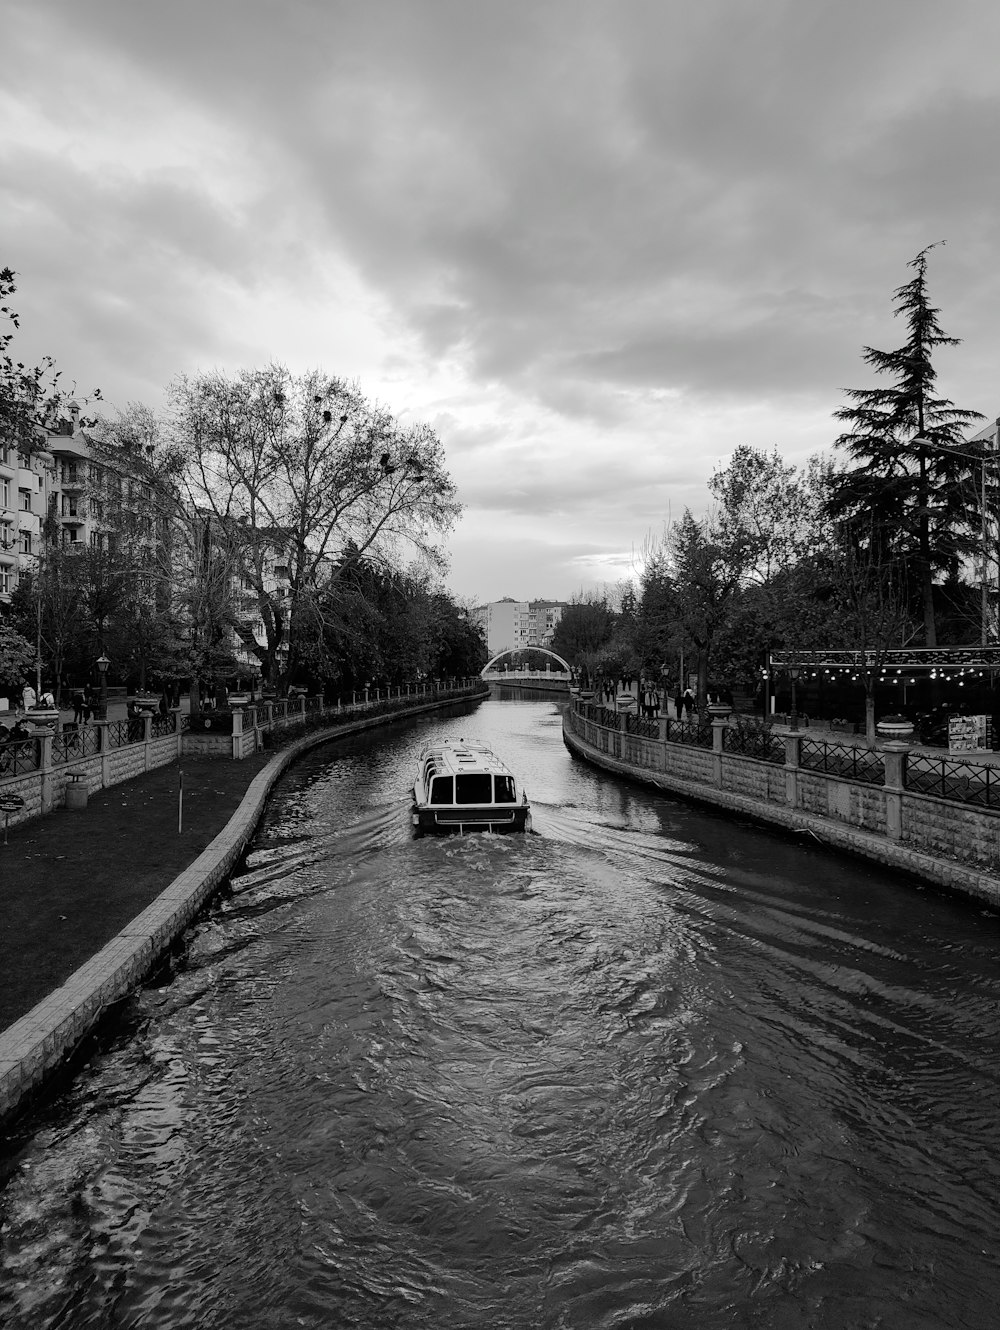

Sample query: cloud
[6,0,1000,602]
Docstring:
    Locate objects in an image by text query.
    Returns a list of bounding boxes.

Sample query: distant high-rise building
[471,598,568,657]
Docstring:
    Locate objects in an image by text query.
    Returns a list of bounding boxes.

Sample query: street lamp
[788,665,801,732]
[96,653,110,719]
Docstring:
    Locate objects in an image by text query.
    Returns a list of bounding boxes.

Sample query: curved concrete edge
[0,691,484,1129]
[563,718,1000,910]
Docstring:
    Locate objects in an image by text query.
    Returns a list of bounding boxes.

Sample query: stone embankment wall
[564,704,1000,908]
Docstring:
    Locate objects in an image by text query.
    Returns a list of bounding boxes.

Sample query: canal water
[2,697,999,1328]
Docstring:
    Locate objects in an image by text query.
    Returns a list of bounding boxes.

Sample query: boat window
[494,775,516,803]
[455,773,493,804]
[430,776,454,805]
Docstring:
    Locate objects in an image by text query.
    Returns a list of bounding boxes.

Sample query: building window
[20,489,31,512]
[0,569,10,595]
[1,479,9,509]
[19,530,31,555]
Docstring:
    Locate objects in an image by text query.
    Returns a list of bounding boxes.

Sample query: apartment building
[0,404,173,605]
[0,439,52,601]
[471,598,567,657]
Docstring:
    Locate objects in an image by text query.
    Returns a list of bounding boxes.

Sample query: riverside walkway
[0,752,270,1032]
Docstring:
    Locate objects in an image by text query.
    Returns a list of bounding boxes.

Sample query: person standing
[21,682,36,712]
[674,690,683,720]
[683,686,695,718]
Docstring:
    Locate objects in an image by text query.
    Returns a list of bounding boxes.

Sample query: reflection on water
[2,699,999,1328]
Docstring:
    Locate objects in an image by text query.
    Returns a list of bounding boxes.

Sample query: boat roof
[417,741,515,779]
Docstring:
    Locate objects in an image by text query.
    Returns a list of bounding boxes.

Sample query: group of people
[0,716,33,770]
[590,678,736,722]
[19,683,56,711]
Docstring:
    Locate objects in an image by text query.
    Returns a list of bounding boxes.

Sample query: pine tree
[830,243,983,645]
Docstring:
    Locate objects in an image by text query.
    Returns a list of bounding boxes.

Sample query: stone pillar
[231,706,243,760]
[143,712,153,771]
[712,718,727,787]
[39,732,54,813]
[96,721,111,787]
[782,731,802,809]
[882,742,909,841]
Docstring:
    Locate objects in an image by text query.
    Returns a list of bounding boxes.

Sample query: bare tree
[167,366,461,687]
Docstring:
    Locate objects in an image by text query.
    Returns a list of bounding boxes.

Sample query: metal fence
[799,739,885,785]
[624,713,660,739]
[663,717,714,749]
[52,726,101,764]
[150,713,175,739]
[905,753,1000,809]
[0,737,40,776]
[724,726,785,764]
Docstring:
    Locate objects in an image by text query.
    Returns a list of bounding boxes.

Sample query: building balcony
[47,437,89,460]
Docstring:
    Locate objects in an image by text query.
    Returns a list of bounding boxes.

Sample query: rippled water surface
[2,697,999,1328]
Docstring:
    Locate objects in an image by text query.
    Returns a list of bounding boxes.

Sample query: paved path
[0,753,271,1032]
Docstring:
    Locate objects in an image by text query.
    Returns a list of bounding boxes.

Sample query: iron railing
[663,717,714,749]
[150,713,175,739]
[799,739,885,785]
[0,736,40,776]
[624,713,660,739]
[52,725,101,764]
[905,753,1000,809]
[724,726,785,764]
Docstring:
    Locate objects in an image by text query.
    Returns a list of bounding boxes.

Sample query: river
[1,696,998,1328]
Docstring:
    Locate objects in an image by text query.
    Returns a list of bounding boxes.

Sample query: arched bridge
[481,648,572,691]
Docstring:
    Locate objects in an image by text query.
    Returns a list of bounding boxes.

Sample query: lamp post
[33,448,55,705]
[96,653,110,720]
[788,665,801,732]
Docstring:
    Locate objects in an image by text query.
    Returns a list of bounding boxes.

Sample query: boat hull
[412,804,531,836]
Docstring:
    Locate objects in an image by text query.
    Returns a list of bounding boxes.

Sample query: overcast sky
[5,0,1000,604]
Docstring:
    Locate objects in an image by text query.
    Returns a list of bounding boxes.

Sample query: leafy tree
[827,519,915,745]
[0,619,34,693]
[1,267,101,454]
[634,545,675,670]
[10,554,89,699]
[549,594,618,668]
[709,446,825,583]
[830,244,984,645]
[669,509,752,706]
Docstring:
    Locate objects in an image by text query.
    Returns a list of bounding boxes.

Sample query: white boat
[412,740,531,836]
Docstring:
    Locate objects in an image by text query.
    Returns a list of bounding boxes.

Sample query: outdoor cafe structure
[766,647,1000,734]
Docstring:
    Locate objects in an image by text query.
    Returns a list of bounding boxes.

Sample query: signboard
[0,792,25,843]
[948,715,992,753]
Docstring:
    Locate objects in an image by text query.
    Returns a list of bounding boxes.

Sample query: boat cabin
[413,741,530,835]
